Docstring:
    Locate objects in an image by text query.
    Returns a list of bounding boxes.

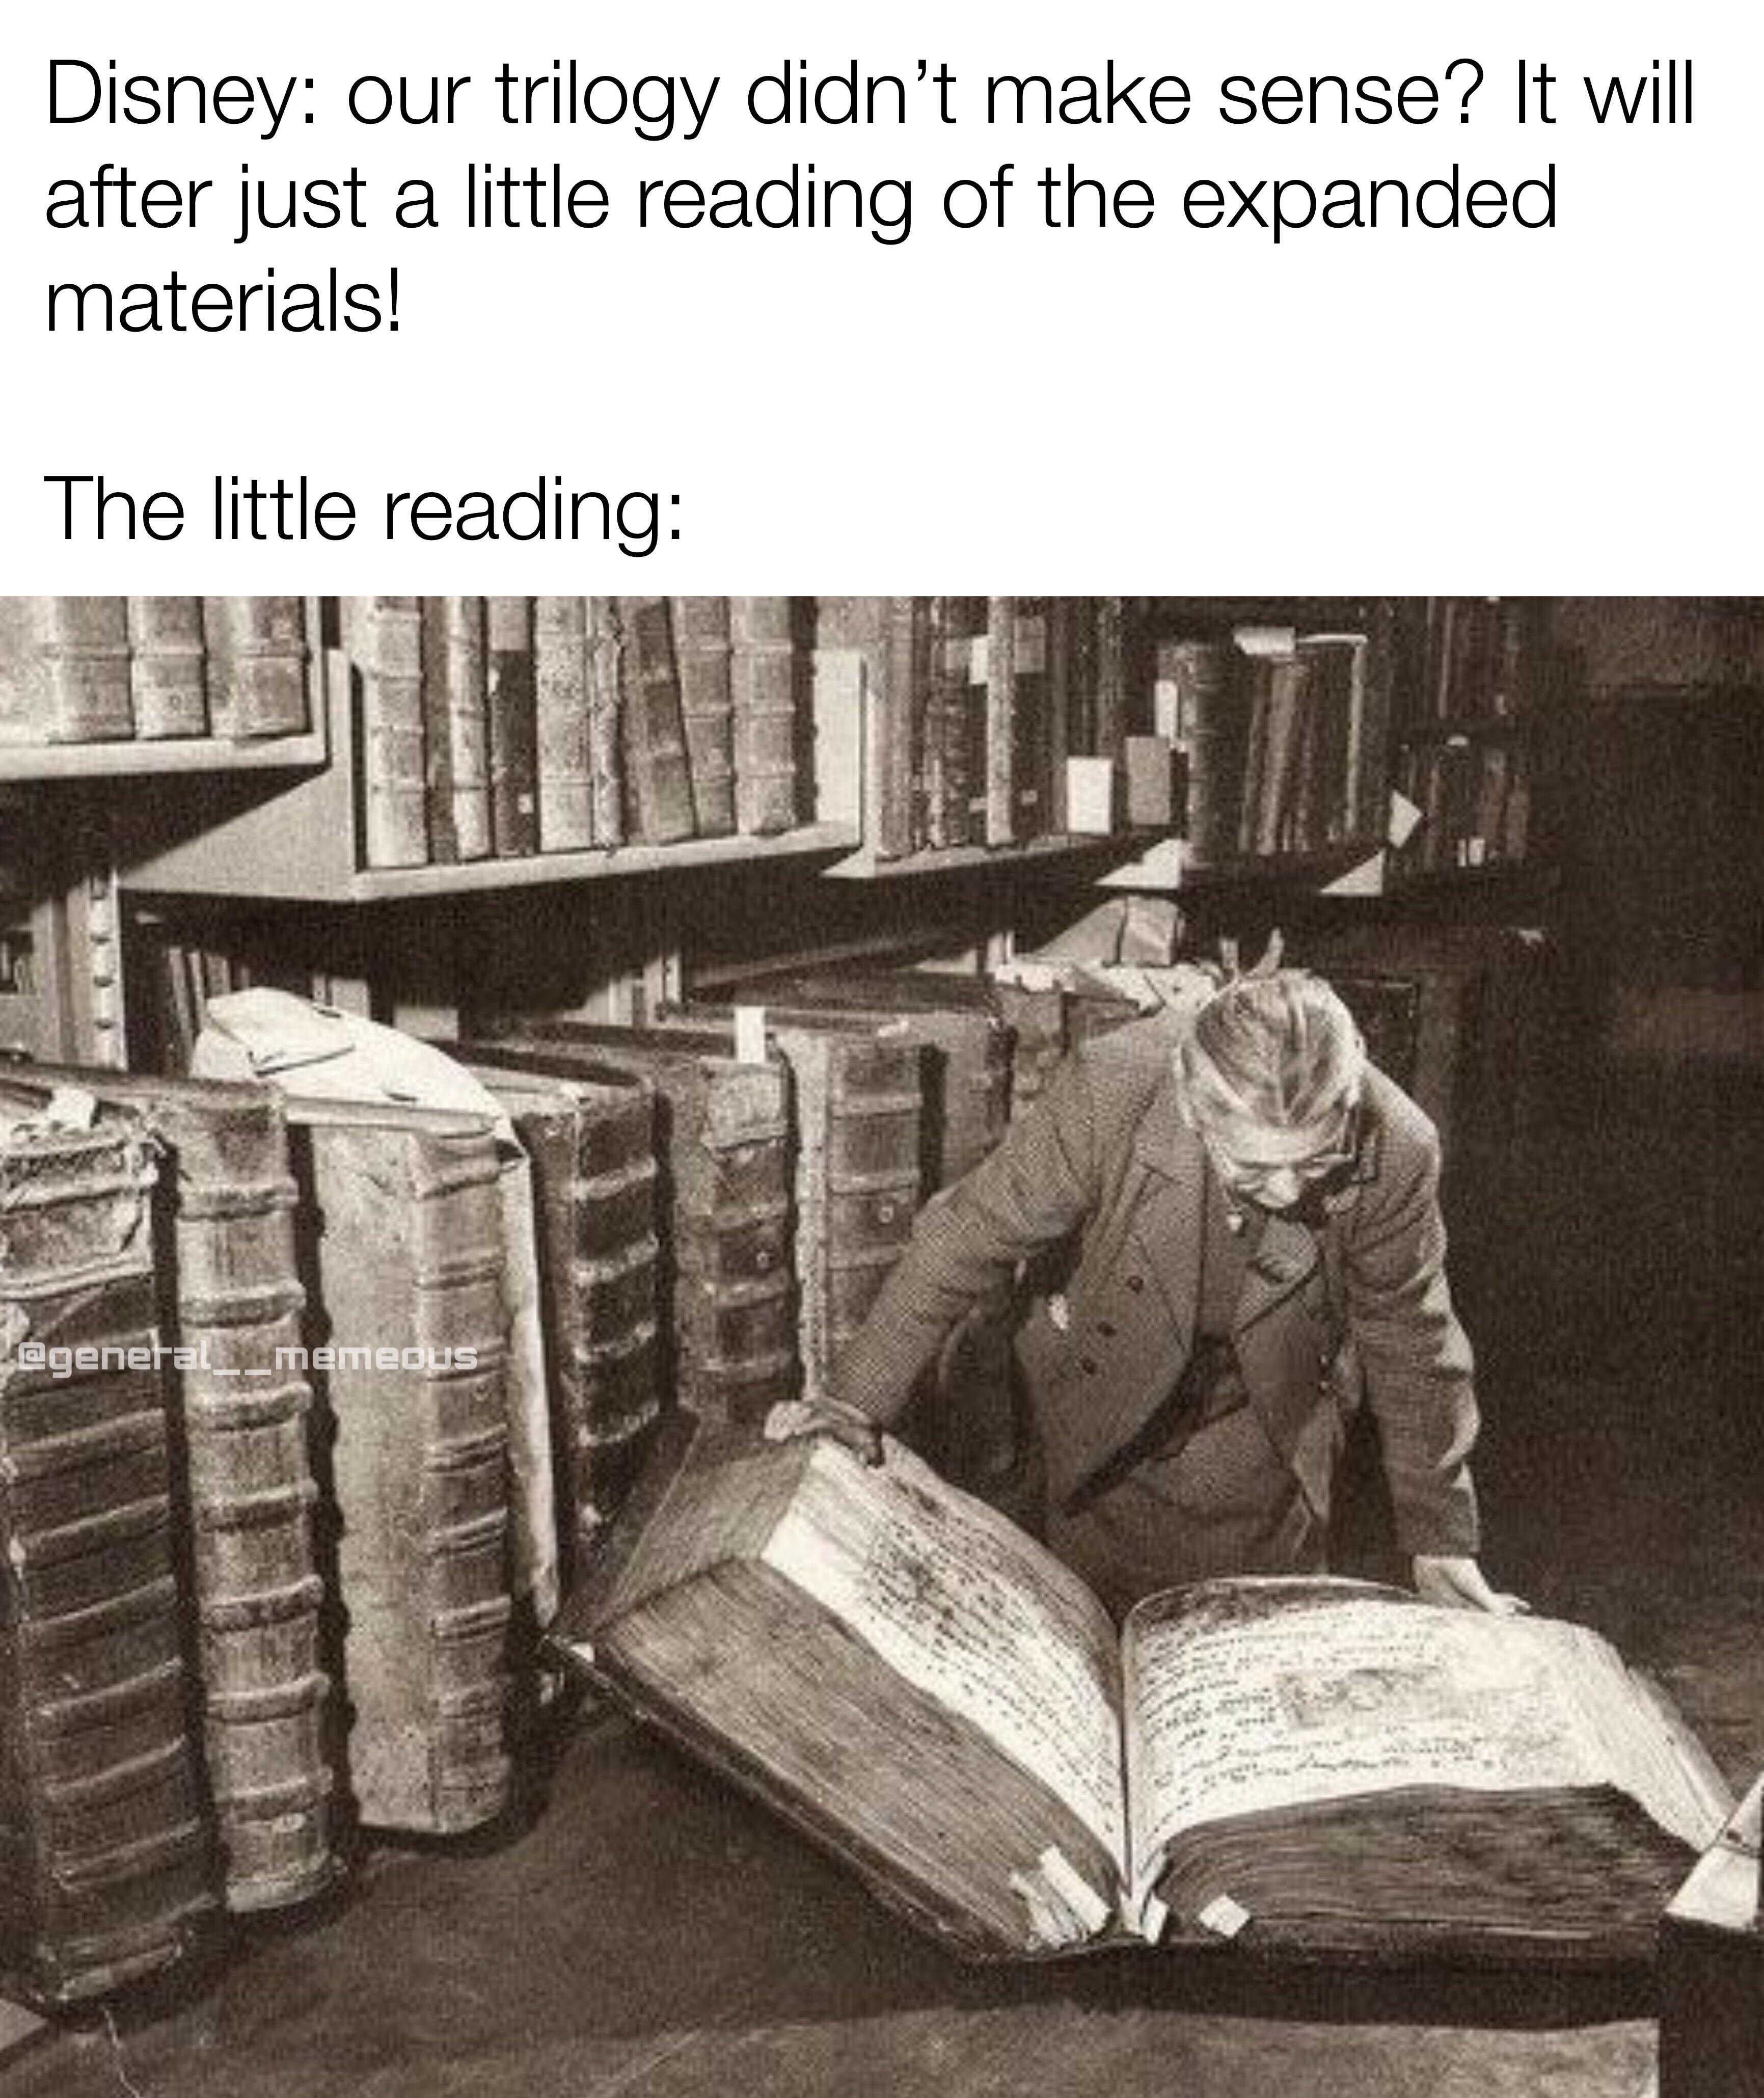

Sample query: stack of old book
[351,597,807,869]
[0,599,312,746]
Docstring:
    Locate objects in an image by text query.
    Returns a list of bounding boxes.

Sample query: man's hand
[763,1395,885,1466]
[1412,1554,1530,1616]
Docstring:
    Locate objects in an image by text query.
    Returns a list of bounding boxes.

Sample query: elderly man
[779,965,1518,1621]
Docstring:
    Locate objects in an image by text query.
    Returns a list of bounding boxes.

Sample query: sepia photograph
[1,594,1759,2096]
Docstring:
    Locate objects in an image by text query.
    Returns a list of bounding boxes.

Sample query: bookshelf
[0,597,328,781]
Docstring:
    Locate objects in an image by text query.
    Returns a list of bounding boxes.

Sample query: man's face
[1194,1098,1362,1214]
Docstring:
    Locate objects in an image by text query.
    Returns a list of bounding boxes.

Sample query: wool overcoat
[837,1008,1480,1558]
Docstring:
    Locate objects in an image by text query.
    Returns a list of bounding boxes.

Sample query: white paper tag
[732,1005,768,1066]
[1038,1845,1111,1936]
[1197,1893,1251,1939]
[1387,790,1424,848]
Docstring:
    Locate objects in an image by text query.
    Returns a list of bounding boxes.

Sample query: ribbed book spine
[729,598,800,835]
[293,1111,513,1835]
[585,598,625,849]
[463,1068,662,1573]
[202,598,309,739]
[0,1113,214,2003]
[985,598,1019,847]
[154,1091,334,1913]
[931,599,974,848]
[357,597,429,870]
[670,598,737,839]
[616,598,696,843]
[486,597,540,857]
[126,599,208,739]
[421,597,493,865]
[534,597,594,853]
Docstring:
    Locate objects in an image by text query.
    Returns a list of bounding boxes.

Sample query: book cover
[670,598,737,840]
[585,598,626,850]
[819,598,907,858]
[202,598,309,740]
[565,1420,1731,1966]
[126,598,209,740]
[349,597,429,871]
[0,1092,215,2003]
[420,597,492,864]
[7,1067,337,1916]
[729,597,800,836]
[616,598,696,844]
[448,1056,664,1581]
[486,597,540,858]
[469,1027,798,1429]
[0,598,133,745]
[534,597,595,854]
[282,1098,514,1836]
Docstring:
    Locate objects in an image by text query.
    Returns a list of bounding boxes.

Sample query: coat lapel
[1127,1070,1203,1353]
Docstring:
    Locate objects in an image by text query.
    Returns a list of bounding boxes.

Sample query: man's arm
[1342,1111,1501,1602]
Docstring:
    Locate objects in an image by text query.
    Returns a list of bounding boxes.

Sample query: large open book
[561,1415,1730,1966]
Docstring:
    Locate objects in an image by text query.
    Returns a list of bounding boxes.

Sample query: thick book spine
[152,1091,334,1913]
[0,1116,214,2003]
[356,597,429,871]
[931,599,974,848]
[534,597,594,853]
[670,598,737,839]
[585,598,626,849]
[821,598,908,858]
[1093,598,1127,765]
[202,598,309,739]
[294,1112,513,1835]
[883,598,930,853]
[483,1076,662,1572]
[421,597,493,865]
[729,597,799,835]
[616,598,696,843]
[4,599,135,743]
[126,599,208,740]
[486,597,540,857]
[759,1026,924,1400]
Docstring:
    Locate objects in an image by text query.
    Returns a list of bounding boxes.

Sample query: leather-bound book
[729,597,800,836]
[468,1026,797,1429]
[565,1417,1731,1967]
[282,1097,513,1835]
[202,597,309,739]
[447,1056,664,1577]
[420,597,492,864]
[534,597,594,853]
[655,1010,926,1403]
[486,596,540,857]
[9,1067,335,1915]
[819,597,909,858]
[670,598,737,839]
[0,1089,214,2004]
[616,598,696,843]
[126,598,208,739]
[585,598,626,849]
[345,596,429,870]
[0,598,133,744]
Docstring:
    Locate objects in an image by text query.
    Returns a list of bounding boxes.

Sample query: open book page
[762,1437,1129,1886]
[1122,1578,1728,1903]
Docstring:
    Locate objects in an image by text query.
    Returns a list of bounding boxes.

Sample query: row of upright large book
[0,599,312,745]
[0,965,1146,2007]
[351,596,807,868]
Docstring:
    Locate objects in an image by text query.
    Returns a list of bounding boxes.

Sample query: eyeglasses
[1197,1102,1364,1204]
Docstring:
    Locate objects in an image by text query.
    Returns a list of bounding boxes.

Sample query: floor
[7,1063,1761,2098]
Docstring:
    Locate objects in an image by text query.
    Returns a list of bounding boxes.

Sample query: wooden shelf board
[337,822,862,901]
[1169,841,1389,892]
[825,832,1156,881]
[0,732,327,783]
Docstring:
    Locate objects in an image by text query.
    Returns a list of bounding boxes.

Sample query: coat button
[1080,1357,1098,1375]
[1126,1276,1145,1294]
[1097,1321,1116,1338]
